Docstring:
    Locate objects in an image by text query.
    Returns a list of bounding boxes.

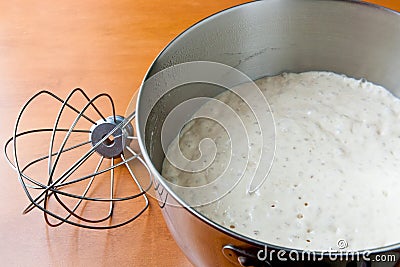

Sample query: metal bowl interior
[135,0,400,255]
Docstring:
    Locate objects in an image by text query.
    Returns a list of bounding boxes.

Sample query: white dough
[161,71,400,251]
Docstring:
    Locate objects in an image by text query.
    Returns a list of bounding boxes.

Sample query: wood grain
[0,1,398,266]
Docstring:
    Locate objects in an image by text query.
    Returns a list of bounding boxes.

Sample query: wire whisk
[4,88,152,229]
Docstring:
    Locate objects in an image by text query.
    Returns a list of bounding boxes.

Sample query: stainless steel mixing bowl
[133,0,400,266]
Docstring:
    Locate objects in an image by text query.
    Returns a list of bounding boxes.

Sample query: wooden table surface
[0,1,399,266]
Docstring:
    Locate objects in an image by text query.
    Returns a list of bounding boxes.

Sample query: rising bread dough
[162,71,400,251]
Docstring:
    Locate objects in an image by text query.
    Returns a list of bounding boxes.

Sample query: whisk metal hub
[89,115,133,159]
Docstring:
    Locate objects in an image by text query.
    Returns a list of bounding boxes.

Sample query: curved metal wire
[40,91,116,221]
[47,88,116,182]
[4,128,91,189]
[4,89,151,229]
[44,156,108,227]
[21,92,120,214]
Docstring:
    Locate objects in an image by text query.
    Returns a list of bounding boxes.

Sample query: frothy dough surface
[162,71,400,251]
